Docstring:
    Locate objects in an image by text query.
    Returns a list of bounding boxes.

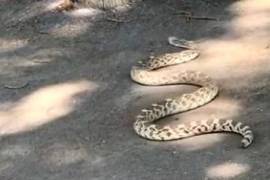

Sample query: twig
[37,30,50,34]
[4,82,29,89]
[172,11,192,16]
[106,17,131,23]
[176,14,219,21]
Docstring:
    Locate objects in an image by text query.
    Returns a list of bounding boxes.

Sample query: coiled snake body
[130,39,254,148]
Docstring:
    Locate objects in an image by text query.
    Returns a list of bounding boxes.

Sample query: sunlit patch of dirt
[206,162,250,179]
[0,38,29,53]
[0,80,98,135]
[194,0,270,89]
[50,21,92,37]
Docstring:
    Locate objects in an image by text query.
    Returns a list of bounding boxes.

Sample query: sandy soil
[0,0,270,179]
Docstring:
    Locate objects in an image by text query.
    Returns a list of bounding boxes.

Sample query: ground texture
[0,0,270,179]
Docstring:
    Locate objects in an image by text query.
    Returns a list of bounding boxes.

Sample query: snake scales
[130,37,254,148]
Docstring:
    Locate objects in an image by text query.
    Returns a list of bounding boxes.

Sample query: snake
[130,37,254,148]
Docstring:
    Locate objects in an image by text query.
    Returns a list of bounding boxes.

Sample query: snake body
[131,47,253,148]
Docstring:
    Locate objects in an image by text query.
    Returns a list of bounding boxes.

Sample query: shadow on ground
[0,0,270,179]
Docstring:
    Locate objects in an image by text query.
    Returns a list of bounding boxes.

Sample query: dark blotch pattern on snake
[130,50,253,148]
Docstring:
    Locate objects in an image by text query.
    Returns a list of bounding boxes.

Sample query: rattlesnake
[130,37,254,148]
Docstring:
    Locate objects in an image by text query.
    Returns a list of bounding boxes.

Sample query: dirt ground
[0,0,270,179]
